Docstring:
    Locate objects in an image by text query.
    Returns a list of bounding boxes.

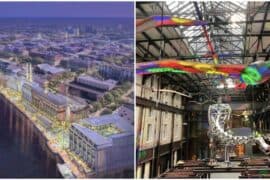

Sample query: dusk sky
[0,2,134,18]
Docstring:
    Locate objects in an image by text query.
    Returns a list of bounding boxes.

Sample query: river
[0,95,62,178]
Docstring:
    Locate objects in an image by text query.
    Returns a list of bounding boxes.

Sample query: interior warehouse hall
[136,1,270,179]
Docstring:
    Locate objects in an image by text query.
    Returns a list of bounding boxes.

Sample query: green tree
[122,81,132,90]
[95,102,102,110]
[104,93,114,103]
[107,103,117,111]
[99,97,106,106]
[92,102,102,112]
[29,57,44,65]
[111,90,121,98]
[100,108,112,115]
[76,68,86,75]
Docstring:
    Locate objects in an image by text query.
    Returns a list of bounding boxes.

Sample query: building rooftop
[0,58,12,64]
[72,106,134,148]
[113,105,134,124]
[37,63,65,74]
[33,84,67,106]
[72,124,112,148]
[77,75,117,86]
[82,113,133,133]
[25,82,87,110]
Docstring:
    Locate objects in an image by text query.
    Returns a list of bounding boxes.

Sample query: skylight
[165,1,248,63]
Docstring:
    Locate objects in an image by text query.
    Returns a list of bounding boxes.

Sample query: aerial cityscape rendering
[0,2,134,178]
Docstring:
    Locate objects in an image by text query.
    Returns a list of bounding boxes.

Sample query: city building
[21,81,88,122]
[76,75,117,91]
[99,63,133,82]
[114,103,134,125]
[68,75,117,101]
[61,58,91,71]
[69,106,134,177]
[0,58,20,75]
[136,75,185,178]
[36,63,65,76]
[0,61,88,123]
[35,63,66,81]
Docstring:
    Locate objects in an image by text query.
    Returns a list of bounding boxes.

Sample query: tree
[116,88,124,94]
[62,71,74,79]
[107,103,117,111]
[99,97,107,106]
[116,98,126,105]
[92,102,102,112]
[104,93,114,103]
[95,102,102,110]
[76,68,86,75]
[122,81,132,90]
[111,90,121,98]
[31,57,44,65]
[100,108,112,115]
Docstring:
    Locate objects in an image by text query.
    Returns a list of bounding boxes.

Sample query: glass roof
[166,1,248,63]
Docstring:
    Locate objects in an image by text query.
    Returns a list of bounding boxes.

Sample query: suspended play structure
[136,59,270,85]
[136,15,208,33]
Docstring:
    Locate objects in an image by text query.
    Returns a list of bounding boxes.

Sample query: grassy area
[81,122,122,137]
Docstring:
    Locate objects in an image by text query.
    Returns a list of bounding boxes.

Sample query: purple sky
[0,2,134,18]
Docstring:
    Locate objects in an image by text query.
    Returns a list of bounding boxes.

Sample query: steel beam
[137,33,270,43]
